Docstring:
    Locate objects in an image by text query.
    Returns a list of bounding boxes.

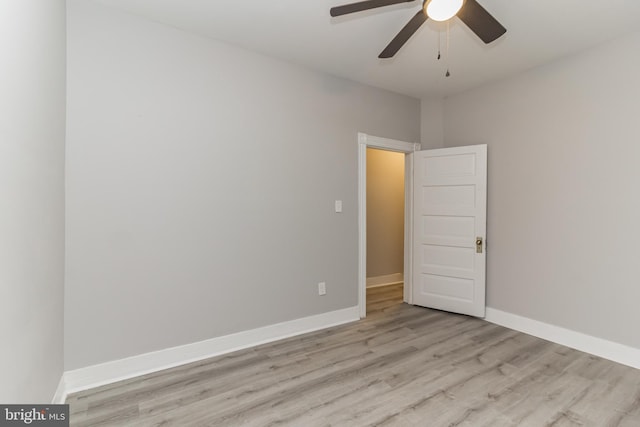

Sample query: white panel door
[412,145,487,317]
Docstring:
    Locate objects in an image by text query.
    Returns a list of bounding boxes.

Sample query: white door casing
[357,133,419,318]
[412,144,487,317]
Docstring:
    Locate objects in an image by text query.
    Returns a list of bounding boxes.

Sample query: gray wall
[0,0,66,402]
[366,149,405,278]
[420,98,445,149]
[442,30,640,349]
[65,0,420,370]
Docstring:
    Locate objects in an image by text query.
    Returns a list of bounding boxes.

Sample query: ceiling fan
[330,0,506,58]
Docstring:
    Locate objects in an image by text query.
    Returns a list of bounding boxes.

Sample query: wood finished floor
[67,283,640,426]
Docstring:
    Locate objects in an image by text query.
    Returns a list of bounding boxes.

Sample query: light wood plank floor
[67,283,640,426]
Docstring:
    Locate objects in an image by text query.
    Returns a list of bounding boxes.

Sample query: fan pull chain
[437,30,441,60]
[445,20,451,77]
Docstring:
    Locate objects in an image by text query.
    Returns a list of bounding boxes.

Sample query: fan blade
[457,0,506,44]
[378,10,428,58]
[330,0,415,17]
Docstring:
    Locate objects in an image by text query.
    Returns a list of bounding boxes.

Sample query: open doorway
[366,148,405,315]
[357,133,419,318]
[359,136,488,319]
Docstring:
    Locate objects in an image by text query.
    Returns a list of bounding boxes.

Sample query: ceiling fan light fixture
[424,0,464,22]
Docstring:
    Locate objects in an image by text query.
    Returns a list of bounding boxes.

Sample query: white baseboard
[367,273,403,288]
[51,376,66,404]
[61,306,359,399]
[485,307,640,370]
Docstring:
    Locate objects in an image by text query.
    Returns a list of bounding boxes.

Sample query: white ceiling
[96,0,640,98]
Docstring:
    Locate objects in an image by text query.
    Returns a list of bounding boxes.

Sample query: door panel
[421,216,475,247]
[419,274,474,301]
[421,245,475,272]
[412,145,487,317]
[421,185,476,210]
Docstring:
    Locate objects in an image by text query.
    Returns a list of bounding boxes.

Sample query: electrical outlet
[318,282,326,296]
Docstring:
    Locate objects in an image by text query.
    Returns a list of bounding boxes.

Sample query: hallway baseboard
[366,273,403,288]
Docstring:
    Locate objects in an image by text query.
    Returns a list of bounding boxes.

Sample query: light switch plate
[318,282,326,295]
[335,200,342,213]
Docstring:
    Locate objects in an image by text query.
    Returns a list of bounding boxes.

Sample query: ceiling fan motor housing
[330,0,506,58]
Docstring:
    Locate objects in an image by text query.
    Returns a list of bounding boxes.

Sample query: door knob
[476,237,483,254]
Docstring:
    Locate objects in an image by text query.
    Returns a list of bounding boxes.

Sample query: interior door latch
[476,237,483,254]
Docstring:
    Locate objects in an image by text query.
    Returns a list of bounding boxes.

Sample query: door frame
[357,133,421,318]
